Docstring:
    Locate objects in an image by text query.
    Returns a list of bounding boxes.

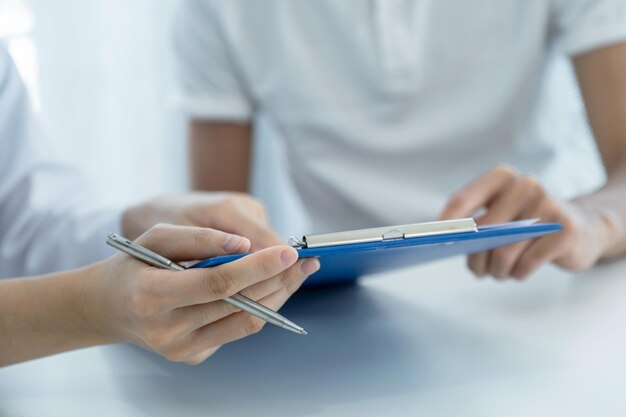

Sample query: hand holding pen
[91,224,317,365]
[107,229,311,335]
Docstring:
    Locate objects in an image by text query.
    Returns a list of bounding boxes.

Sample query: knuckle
[142,328,171,351]
[137,223,169,245]
[559,216,577,232]
[280,267,301,293]
[192,228,214,252]
[251,201,268,219]
[280,271,291,291]
[449,191,466,204]
[235,192,259,205]
[564,249,589,271]
[162,347,189,363]
[522,258,541,275]
[220,195,240,210]
[540,203,559,220]
[284,274,301,294]
[184,347,219,365]
[287,266,306,293]
[491,249,511,269]
[255,207,268,223]
[244,196,264,212]
[490,263,505,279]
[184,357,205,366]
[206,270,236,298]
[446,192,468,212]
[151,223,174,238]
[511,269,526,280]
[467,256,480,274]
[491,266,508,280]
[152,223,169,232]
[569,260,588,272]
[524,251,540,264]
[488,258,505,278]
[512,256,535,278]
[242,316,265,336]
[216,300,238,317]
[254,201,266,214]
[494,164,518,179]
[519,175,542,193]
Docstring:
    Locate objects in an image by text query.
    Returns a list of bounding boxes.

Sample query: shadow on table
[106,282,559,416]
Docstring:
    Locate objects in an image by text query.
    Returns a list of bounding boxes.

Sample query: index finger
[439,165,518,220]
[164,245,300,307]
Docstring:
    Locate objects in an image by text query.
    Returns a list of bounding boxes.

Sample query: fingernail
[280,248,298,266]
[301,258,320,276]
[223,234,249,253]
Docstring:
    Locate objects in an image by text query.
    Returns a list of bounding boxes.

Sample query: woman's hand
[439,165,616,280]
[121,192,283,250]
[81,224,319,364]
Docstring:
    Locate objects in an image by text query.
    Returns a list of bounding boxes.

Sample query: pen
[106,234,307,336]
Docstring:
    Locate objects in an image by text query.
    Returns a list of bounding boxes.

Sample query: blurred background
[0,0,309,237]
[0,0,601,237]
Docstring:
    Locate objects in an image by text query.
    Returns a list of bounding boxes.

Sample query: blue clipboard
[191,220,563,285]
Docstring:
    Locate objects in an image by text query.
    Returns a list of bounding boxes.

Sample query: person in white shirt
[0,45,319,365]
[173,0,626,280]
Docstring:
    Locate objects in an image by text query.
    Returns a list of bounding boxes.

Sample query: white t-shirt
[0,45,119,278]
[173,0,626,233]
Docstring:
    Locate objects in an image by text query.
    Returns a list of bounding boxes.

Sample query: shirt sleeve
[0,46,122,278]
[553,0,626,56]
[171,1,253,121]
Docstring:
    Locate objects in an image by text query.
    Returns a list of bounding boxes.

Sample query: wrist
[595,207,625,259]
[578,203,624,259]
[75,263,125,346]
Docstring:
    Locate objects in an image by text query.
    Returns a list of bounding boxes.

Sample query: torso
[202,0,604,232]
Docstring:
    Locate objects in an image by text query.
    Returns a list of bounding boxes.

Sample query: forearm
[188,120,252,192]
[0,266,110,366]
[572,43,626,261]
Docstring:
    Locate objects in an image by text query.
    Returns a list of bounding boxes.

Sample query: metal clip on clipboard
[288,218,478,249]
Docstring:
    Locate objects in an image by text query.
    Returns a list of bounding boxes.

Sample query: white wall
[29,0,186,206]
[3,0,308,238]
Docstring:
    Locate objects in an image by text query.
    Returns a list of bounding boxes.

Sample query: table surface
[2,256,626,417]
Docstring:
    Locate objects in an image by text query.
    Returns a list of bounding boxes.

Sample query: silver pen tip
[284,324,308,335]
[280,317,308,335]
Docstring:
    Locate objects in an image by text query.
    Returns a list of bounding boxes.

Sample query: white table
[3,257,626,416]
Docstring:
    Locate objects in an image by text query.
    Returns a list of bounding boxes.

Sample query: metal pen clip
[107,234,182,270]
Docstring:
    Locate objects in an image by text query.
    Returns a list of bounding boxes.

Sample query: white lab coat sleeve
[0,46,121,278]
